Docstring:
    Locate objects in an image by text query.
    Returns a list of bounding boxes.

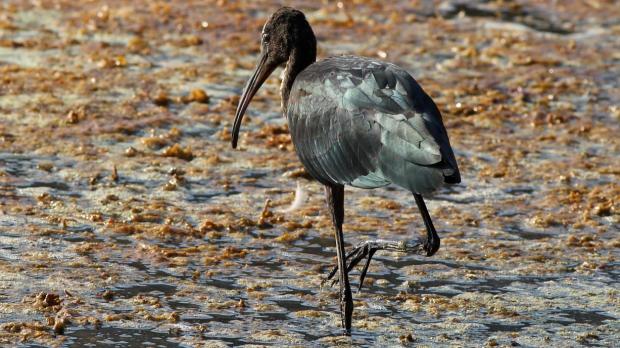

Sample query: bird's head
[232,7,315,149]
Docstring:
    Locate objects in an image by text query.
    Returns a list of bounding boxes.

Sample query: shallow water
[1,0,619,347]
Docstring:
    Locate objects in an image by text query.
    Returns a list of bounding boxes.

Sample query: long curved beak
[231,53,276,149]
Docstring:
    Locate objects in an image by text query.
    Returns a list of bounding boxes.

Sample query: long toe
[326,242,377,287]
[358,248,377,291]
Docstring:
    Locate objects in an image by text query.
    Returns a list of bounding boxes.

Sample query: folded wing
[287,56,460,193]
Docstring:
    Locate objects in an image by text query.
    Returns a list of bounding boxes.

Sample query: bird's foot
[423,234,440,257]
[339,286,353,336]
[323,238,431,291]
[324,241,378,292]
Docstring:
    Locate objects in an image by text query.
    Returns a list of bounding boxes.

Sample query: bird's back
[287,56,460,194]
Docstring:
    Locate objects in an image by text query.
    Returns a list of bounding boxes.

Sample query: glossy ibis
[232,7,460,335]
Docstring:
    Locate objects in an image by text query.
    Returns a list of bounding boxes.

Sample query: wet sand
[0,1,618,346]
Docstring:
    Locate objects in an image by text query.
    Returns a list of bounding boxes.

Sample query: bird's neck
[281,47,316,113]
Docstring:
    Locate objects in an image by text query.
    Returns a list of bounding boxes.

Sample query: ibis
[232,7,461,335]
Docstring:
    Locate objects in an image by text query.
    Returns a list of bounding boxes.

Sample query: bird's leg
[414,193,441,256]
[325,193,440,291]
[324,184,353,335]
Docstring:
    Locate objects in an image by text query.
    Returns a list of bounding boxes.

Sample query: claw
[324,238,431,291]
[325,244,363,284]
[325,246,361,283]
[321,247,360,287]
[324,242,379,291]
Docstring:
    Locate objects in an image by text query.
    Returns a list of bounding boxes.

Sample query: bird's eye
[262,33,270,43]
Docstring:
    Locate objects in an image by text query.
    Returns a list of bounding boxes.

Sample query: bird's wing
[287,75,386,187]
[288,56,460,188]
[342,69,441,166]
[350,62,459,179]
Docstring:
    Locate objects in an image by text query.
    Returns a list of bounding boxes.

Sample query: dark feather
[287,56,460,193]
